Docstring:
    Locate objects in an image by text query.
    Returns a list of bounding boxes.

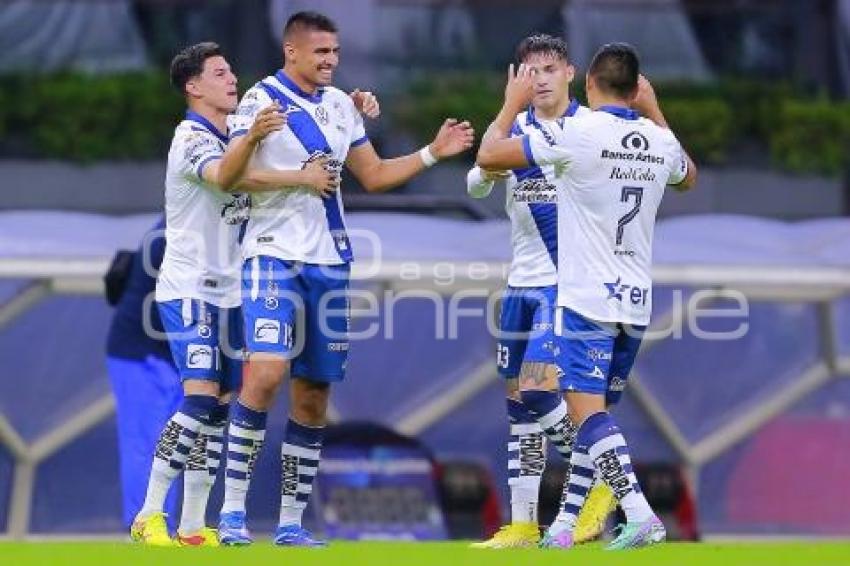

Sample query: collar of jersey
[597,105,639,120]
[275,70,324,104]
[525,98,580,127]
[184,110,228,144]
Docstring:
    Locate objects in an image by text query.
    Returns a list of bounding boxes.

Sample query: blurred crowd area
[0,0,847,222]
[0,0,846,166]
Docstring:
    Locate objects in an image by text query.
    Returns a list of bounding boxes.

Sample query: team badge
[315,106,330,125]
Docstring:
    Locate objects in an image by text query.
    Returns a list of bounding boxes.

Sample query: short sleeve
[348,97,368,148]
[524,128,575,172]
[227,86,274,139]
[665,132,689,186]
[175,130,224,181]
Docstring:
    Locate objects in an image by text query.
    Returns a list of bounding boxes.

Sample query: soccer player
[217,10,474,547]
[466,34,614,548]
[129,41,344,547]
[477,43,696,550]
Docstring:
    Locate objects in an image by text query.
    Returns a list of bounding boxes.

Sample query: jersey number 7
[616,186,643,246]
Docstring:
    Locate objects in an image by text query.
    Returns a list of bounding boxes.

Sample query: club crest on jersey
[315,105,330,125]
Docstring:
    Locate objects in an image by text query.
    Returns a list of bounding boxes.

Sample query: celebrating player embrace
[215,11,474,547]
[478,42,696,550]
[466,34,615,549]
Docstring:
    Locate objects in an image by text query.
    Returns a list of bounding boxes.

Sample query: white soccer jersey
[227,71,368,265]
[467,101,589,288]
[156,111,250,308]
[525,106,688,325]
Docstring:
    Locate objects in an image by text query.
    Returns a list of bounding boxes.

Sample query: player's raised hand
[350,89,380,119]
[631,75,660,115]
[503,63,534,113]
[429,118,475,159]
[301,155,339,198]
[631,74,669,127]
[247,102,286,144]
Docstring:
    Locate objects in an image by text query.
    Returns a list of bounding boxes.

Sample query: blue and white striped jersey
[227,70,368,265]
[156,111,249,308]
[467,100,590,287]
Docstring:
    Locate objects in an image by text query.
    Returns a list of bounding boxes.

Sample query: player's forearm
[481,106,515,146]
[466,166,495,198]
[235,167,310,192]
[216,134,260,191]
[643,105,669,130]
[357,152,428,193]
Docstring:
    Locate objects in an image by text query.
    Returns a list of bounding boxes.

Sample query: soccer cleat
[218,511,253,546]
[538,523,575,549]
[469,522,540,549]
[273,524,327,547]
[177,527,220,547]
[606,515,666,550]
[130,512,174,546]
[574,482,617,543]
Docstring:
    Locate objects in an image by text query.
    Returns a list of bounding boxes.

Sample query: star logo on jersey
[603,277,650,306]
[604,277,628,301]
[587,365,606,379]
[315,106,330,125]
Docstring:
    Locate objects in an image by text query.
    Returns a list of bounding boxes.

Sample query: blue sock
[507,398,544,523]
[279,419,324,527]
[222,401,267,514]
[582,412,653,523]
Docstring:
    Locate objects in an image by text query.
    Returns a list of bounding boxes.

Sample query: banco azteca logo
[621,131,650,152]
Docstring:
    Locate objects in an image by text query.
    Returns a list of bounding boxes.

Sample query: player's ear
[283,41,296,64]
[565,64,575,83]
[184,79,201,99]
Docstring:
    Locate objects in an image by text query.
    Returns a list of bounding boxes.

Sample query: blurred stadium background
[0,0,849,544]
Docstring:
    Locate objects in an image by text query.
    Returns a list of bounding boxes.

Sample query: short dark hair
[283,11,338,40]
[588,42,640,98]
[170,42,223,94]
[515,33,569,64]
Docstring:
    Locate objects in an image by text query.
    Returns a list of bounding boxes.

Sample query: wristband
[419,146,438,168]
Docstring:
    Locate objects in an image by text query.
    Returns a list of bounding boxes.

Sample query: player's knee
[291,380,330,425]
[505,377,520,401]
[519,389,562,418]
[183,378,219,397]
[244,355,287,401]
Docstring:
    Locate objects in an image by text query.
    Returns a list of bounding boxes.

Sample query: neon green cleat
[606,515,666,550]
[574,482,617,544]
[177,526,220,547]
[130,512,174,547]
[470,522,540,549]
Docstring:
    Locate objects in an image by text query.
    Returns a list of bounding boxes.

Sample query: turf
[1,541,849,566]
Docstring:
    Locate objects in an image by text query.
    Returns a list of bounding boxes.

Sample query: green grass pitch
[2,541,850,566]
